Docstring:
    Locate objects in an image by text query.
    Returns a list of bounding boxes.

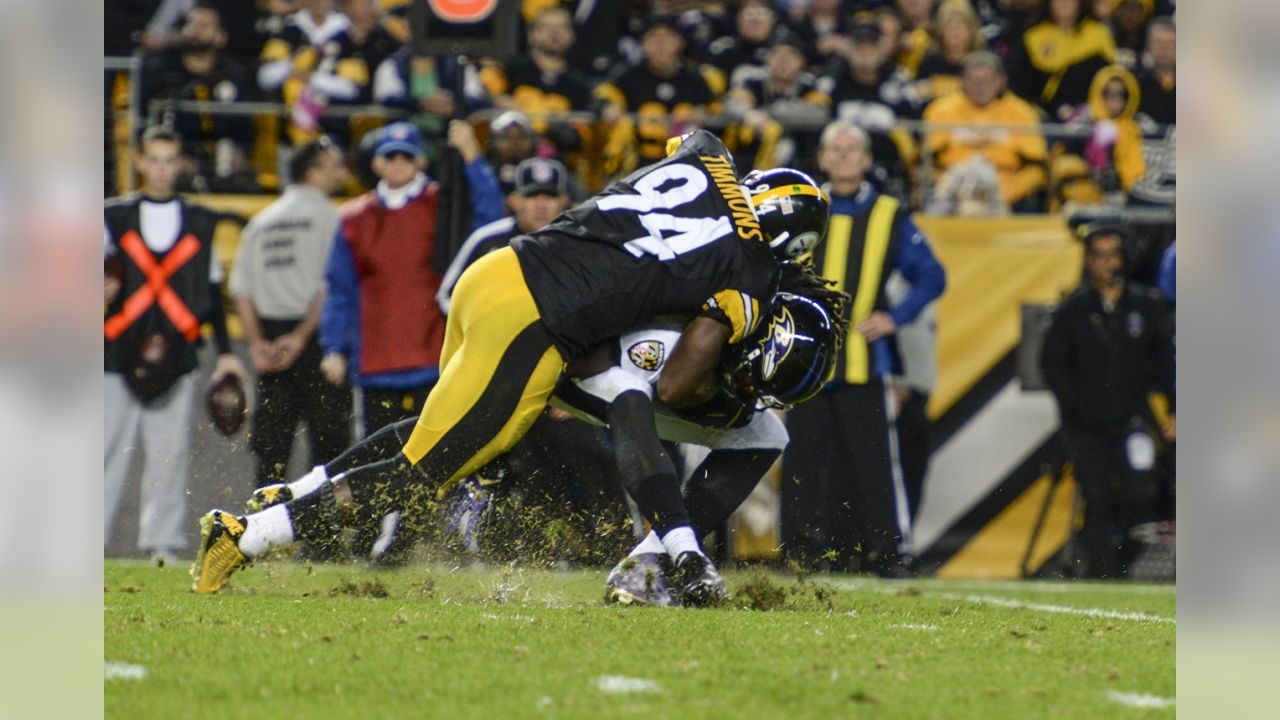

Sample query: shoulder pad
[670,129,730,159]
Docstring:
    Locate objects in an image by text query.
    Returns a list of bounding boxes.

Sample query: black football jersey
[495,56,595,111]
[259,19,371,102]
[600,63,716,113]
[739,72,831,108]
[512,131,779,359]
[595,64,722,163]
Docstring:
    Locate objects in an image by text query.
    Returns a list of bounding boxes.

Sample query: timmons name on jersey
[699,154,764,244]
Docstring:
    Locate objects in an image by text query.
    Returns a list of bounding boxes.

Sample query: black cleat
[670,552,727,607]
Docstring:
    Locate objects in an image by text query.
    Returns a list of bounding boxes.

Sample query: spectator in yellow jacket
[1010,0,1116,119]
[923,51,1047,209]
[1052,63,1147,206]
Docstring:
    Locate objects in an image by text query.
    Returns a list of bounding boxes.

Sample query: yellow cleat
[190,510,249,594]
[245,484,292,513]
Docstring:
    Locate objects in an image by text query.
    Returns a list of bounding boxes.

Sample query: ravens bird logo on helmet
[726,292,837,410]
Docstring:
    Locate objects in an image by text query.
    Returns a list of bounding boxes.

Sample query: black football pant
[249,319,352,488]
[781,380,909,572]
[895,388,931,522]
[361,383,435,439]
[350,382,436,562]
[1060,424,1155,578]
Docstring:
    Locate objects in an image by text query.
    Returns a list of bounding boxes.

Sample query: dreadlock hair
[777,259,851,351]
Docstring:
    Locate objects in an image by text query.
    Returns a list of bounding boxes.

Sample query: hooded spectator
[1052,64,1146,206]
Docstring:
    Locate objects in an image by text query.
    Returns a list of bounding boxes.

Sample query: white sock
[287,465,329,499]
[238,505,294,558]
[660,526,701,560]
[628,530,665,558]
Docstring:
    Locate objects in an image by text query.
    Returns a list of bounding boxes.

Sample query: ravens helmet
[742,168,831,261]
[725,292,838,410]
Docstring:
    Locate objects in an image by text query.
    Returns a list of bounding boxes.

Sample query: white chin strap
[769,230,791,252]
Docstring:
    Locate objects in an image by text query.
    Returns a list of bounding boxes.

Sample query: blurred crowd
[106,0,1176,214]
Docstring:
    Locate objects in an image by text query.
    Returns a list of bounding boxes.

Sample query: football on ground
[105,560,1174,718]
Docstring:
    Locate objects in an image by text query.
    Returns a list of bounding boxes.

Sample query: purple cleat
[604,552,679,607]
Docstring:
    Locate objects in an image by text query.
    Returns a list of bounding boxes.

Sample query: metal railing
[105,53,1174,205]
[1064,203,1176,227]
[148,98,1115,137]
[105,54,145,192]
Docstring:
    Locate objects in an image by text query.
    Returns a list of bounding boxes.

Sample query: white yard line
[104,662,147,680]
[826,577,1174,596]
[823,578,1175,624]
[947,593,1175,624]
[1107,690,1175,708]
[915,580,1175,596]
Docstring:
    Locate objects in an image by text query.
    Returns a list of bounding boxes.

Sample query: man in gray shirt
[230,138,352,488]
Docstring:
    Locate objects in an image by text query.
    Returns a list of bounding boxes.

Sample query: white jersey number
[597,164,732,261]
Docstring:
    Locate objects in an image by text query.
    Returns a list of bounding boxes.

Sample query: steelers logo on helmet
[726,292,837,410]
[743,168,831,261]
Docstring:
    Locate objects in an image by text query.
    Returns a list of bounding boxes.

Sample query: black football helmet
[725,292,838,410]
[742,168,831,261]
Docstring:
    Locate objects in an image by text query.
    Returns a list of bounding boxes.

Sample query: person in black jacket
[105,126,248,565]
[1040,226,1175,578]
[139,4,257,192]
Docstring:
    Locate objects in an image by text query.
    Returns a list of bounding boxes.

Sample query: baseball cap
[768,26,810,56]
[515,158,568,196]
[642,14,681,36]
[490,110,534,135]
[374,122,424,158]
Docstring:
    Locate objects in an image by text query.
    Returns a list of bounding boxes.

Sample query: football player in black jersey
[192,130,792,593]
[418,167,840,603]
[228,277,844,598]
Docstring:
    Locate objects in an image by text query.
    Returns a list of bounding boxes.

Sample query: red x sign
[104,230,203,342]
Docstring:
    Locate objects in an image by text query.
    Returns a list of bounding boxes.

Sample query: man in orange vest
[317,120,503,560]
[104,126,247,566]
[319,120,504,439]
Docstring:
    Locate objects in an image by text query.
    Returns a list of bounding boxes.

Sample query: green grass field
[105,559,1174,719]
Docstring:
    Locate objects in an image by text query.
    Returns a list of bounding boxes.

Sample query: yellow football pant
[400,246,566,493]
